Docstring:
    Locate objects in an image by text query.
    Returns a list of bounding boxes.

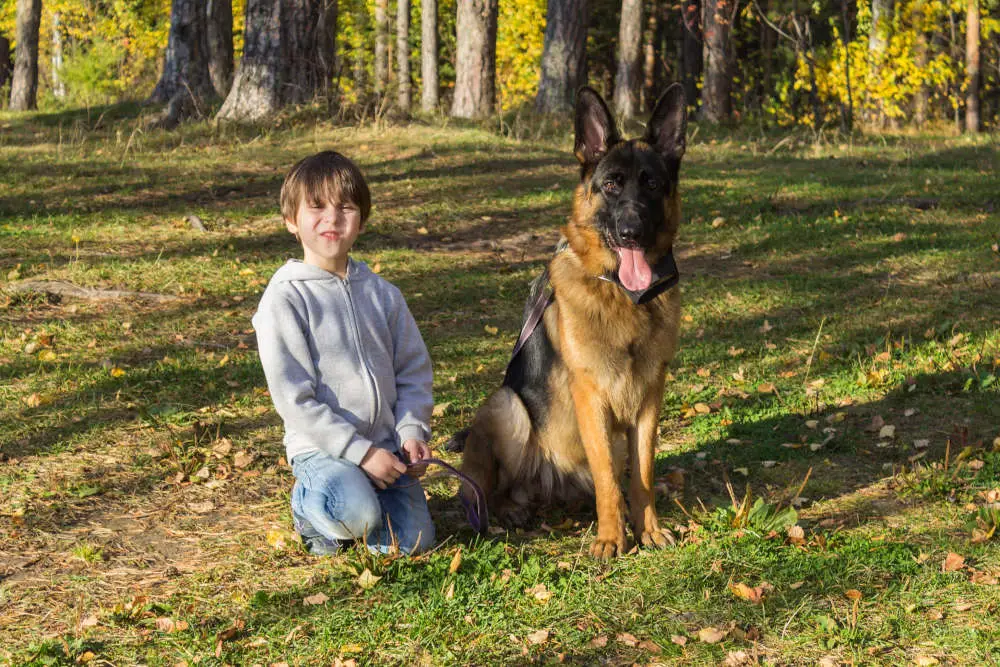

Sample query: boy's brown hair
[280,151,372,224]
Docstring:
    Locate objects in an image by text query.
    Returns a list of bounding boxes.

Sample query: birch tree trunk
[207,0,235,98]
[374,0,389,97]
[451,0,498,118]
[397,0,411,112]
[217,0,337,123]
[421,0,439,112]
[613,0,642,118]
[51,12,65,99]
[965,0,980,132]
[10,0,41,111]
[535,0,589,113]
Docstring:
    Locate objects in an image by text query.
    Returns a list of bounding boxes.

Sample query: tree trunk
[149,0,215,126]
[451,0,498,118]
[535,0,589,113]
[641,2,657,112]
[613,0,642,118]
[913,0,927,126]
[207,0,235,98]
[51,12,65,99]
[397,0,411,112]
[0,34,10,94]
[701,0,732,123]
[681,0,701,114]
[965,0,980,133]
[421,0,439,112]
[10,0,41,111]
[375,0,389,97]
[868,0,893,127]
[759,0,775,113]
[841,0,854,132]
[217,0,337,123]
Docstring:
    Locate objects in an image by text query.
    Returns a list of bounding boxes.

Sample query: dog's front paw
[638,528,676,549]
[589,532,627,559]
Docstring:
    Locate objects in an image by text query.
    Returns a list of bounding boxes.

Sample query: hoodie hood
[270,258,373,283]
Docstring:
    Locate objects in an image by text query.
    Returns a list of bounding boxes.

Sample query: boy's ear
[284,218,299,236]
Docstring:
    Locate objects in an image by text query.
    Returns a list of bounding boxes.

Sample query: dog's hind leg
[460,387,533,527]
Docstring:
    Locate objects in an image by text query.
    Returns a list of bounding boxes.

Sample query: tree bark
[841,0,854,132]
[913,0,927,126]
[641,1,657,112]
[149,0,216,125]
[0,34,10,94]
[451,0,498,118]
[51,11,65,99]
[207,0,235,98]
[965,0,980,133]
[397,0,411,112]
[421,0,439,112]
[10,0,41,111]
[868,0,893,127]
[681,0,701,114]
[375,0,389,97]
[701,0,732,123]
[217,0,337,123]
[535,0,589,113]
[613,0,643,118]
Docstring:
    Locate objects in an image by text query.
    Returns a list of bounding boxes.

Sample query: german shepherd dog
[456,84,688,559]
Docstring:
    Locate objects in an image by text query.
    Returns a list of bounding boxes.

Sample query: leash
[407,458,489,535]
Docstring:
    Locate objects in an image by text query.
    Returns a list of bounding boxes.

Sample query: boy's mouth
[320,231,342,240]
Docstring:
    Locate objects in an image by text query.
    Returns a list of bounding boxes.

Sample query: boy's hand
[401,439,431,477]
[359,447,408,489]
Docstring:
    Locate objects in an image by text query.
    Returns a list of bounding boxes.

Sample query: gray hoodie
[252,258,432,466]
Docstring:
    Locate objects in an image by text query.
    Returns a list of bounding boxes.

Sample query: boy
[253,151,435,555]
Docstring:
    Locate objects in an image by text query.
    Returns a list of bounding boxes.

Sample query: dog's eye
[601,177,622,195]
[644,177,660,191]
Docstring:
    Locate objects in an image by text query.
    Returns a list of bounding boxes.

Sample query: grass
[1,104,999,665]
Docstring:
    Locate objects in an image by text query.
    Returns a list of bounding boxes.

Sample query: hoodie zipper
[338,269,382,439]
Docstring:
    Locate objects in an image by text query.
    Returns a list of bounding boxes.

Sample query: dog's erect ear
[574,87,620,169]
[645,83,687,163]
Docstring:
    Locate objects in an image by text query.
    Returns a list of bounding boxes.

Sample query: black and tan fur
[459,85,687,559]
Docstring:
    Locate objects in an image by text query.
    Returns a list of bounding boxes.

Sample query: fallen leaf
[187,501,214,514]
[731,581,773,603]
[725,650,751,666]
[417,226,429,235]
[526,629,550,645]
[914,439,930,449]
[759,319,774,333]
[526,583,552,603]
[77,614,99,630]
[697,626,727,643]
[444,581,455,599]
[970,570,998,585]
[694,402,712,414]
[155,617,188,633]
[303,592,329,606]
[356,568,382,590]
[757,382,777,394]
[790,581,805,590]
[637,640,662,654]
[671,635,688,646]
[449,547,462,574]
[914,656,940,666]
[37,349,57,362]
[484,325,499,335]
[589,635,608,648]
[805,420,819,429]
[762,460,777,468]
[942,553,966,572]
[711,216,726,228]
[845,589,863,601]
[954,602,973,612]
[616,632,639,647]
[23,393,42,408]
[233,451,254,468]
[266,527,299,550]
[879,425,896,439]
[110,366,126,377]
[432,402,451,417]
[788,525,806,545]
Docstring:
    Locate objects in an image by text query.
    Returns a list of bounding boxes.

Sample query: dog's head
[568,84,687,291]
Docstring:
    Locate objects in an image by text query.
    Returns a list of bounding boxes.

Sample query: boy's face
[285,194,363,274]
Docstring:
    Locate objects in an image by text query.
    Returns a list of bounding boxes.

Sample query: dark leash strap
[509,272,555,361]
[407,458,489,535]
[596,248,680,305]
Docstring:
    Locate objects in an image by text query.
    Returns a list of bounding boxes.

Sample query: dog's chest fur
[549,251,680,425]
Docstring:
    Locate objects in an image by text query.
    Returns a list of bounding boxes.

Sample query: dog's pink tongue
[616,247,652,291]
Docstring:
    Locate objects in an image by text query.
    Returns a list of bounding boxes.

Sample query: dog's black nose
[619,223,643,243]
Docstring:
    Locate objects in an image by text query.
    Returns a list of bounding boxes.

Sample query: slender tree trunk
[913,0,927,126]
[397,0,411,112]
[614,0,642,118]
[965,0,980,133]
[207,0,235,98]
[51,12,65,99]
[701,0,732,123]
[451,0,498,118]
[681,0,701,114]
[641,2,657,112]
[841,0,854,132]
[0,34,11,95]
[217,0,337,122]
[868,0,893,127]
[150,0,215,126]
[536,0,589,113]
[375,0,389,97]
[10,0,41,111]
[759,0,775,113]
[421,0,438,112]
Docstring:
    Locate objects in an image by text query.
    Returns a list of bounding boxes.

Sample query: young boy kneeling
[253,151,435,555]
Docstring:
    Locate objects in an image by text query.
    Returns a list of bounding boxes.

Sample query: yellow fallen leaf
[589,635,608,648]
[218,354,230,368]
[266,527,298,550]
[757,382,777,394]
[432,401,451,417]
[110,366,126,377]
[444,581,455,599]
[357,568,382,590]
[942,552,966,572]
[698,626,727,643]
[484,325,499,335]
[449,547,462,574]
[845,589,863,601]
[670,634,688,646]
[526,583,552,603]
[616,632,639,646]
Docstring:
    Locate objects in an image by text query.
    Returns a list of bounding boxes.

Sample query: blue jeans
[290,450,435,555]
